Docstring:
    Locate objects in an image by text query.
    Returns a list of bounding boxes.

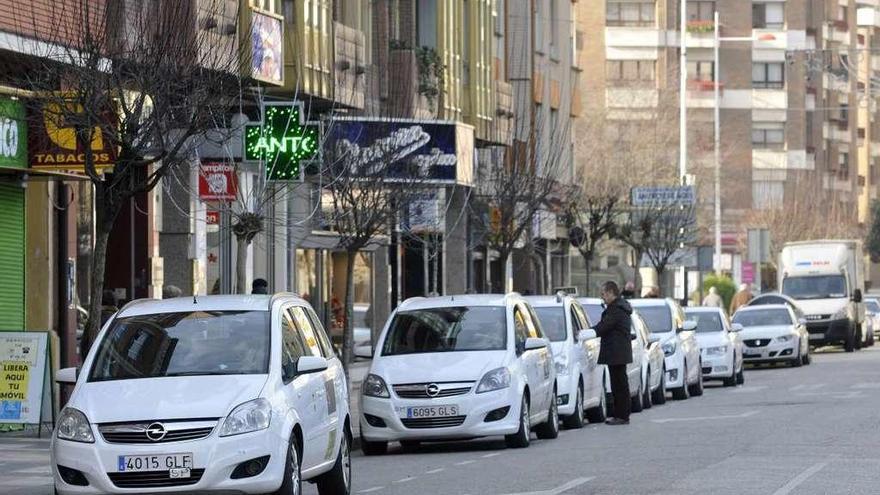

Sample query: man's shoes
[605,417,630,425]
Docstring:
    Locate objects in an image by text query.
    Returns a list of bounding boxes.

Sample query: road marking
[851,382,880,389]
[12,466,52,475]
[771,462,828,495]
[501,477,595,495]
[357,487,385,494]
[425,468,445,474]
[455,460,477,466]
[482,453,502,458]
[393,477,415,484]
[651,410,759,424]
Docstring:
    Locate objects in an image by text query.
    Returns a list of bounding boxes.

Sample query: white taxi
[359,294,558,453]
[52,295,351,495]
[526,294,606,428]
[684,306,745,387]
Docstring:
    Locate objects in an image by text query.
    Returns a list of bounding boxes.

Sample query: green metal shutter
[0,182,24,330]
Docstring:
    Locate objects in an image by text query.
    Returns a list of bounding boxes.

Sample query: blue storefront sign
[324,118,474,185]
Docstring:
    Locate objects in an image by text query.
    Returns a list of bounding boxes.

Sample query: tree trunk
[236,236,249,294]
[82,227,111,357]
[341,249,357,373]
[581,251,593,296]
[498,249,511,293]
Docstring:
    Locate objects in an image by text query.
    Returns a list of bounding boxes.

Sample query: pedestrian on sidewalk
[621,281,636,298]
[594,281,634,426]
[729,283,753,315]
[702,287,723,308]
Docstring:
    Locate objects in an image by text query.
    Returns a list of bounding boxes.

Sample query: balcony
[333,22,366,110]
[489,80,513,146]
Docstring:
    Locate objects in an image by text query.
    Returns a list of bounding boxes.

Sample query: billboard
[250,10,284,85]
[28,98,116,173]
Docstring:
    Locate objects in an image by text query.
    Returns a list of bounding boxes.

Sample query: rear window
[89,311,270,382]
[732,309,792,327]
[532,307,567,342]
[381,306,507,355]
[685,311,724,333]
[635,306,673,333]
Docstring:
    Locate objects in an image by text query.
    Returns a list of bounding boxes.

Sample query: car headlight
[661,340,677,357]
[56,408,94,443]
[219,399,272,437]
[476,367,511,394]
[776,335,794,343]
[705,345,727,356]
[832,307,848,320]
[554,356,569,375]
[362,373,390,398]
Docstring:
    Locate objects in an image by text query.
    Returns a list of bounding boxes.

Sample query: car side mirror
[577,329,597,341]
[679,320,697,332]
[853,289,863,303]
[797,318,807,326]
[57,367,78,384]
[296,356,329,375]
[524,337,547,351]
[730,323,744,332]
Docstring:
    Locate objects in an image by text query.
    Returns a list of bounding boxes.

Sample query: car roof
[629,298,670,307]
[684,306,723,313]
[117,294,306,318]
[577,297,602,305]
[523,295,572,307]
[735,304,790,312]
[396,294,519,311]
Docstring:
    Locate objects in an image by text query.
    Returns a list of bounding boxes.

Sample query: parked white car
[633,312,667,408]
[865,298,880,339]
[53,294,351,495]
[578,298,652,413]
[526,295,606,428]
[732,304,811,367]
[684,307,745,387]
[631,298,703,400]
[360,294,558,454]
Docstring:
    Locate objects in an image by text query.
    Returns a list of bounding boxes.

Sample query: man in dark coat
[594,280,634,425]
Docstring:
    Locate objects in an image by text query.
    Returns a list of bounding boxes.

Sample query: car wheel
[316,426,352,495]
[563,384,586,429]
[586,386,607,423]
[642,370,653,409]
[535,389,559,440]
[651,369,667,405]
[505,395,531,448]
[276,434,302,495]
[791,348,803,367]
[723,358,737,387]
[399,440,421,453]
[845,325,856,352]
[672,364,690,400]
[688,364,704,397]
[631,376,644,413]
[360,433,388,456]
[735,364,745,385]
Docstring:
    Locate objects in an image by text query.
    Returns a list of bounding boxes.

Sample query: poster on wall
[198,161,238,201]
[250,10,284,85]
[0,332,49,425]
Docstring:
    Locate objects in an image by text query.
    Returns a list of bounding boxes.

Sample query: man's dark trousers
[608,364,631,420]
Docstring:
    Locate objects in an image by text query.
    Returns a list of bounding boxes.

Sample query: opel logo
[145,422,167,442]
[425,383,440,398]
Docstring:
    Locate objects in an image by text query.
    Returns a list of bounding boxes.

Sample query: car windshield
[782,275,847,300]
[866,300,880,313]
[732,309,792,327]
[381,306,507,355]
[88,311,270,382]
[582,304,603,327]
[685,311,724,333]
[635,306,673,333]
[533,307,567,342]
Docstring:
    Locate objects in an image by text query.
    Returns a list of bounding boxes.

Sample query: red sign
[198,162,237,201]
[742,262,755,284]
[206,210,220,225]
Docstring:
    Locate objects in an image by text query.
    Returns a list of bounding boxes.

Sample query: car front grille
[702,367,712,375]
[744,339,770,348]
[401,415,467,429]
[393,383,473,399]
[99,420,217,444]
[108,469,205,488]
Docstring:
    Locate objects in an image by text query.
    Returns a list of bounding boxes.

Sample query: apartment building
[576,0,877,288]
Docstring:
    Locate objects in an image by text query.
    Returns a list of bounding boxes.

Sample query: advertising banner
[0,97,26,169]
[250,9,284,85]
[0,332,49,425]
[28,97,116,173]
[198,162,238,201]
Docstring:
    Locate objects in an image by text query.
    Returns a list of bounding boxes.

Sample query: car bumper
[806,318,850,345]
[664,351,686,389]
[700,352,734,379]
[359,387,523,442]
[555,372,578,417]
[52,424,288,495]
[743,340,798,363]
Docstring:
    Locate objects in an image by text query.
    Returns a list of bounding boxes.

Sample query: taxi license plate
[743,350,761,357]
[117,453,193,473]
[808,333,823,340]
[402,405,459,418]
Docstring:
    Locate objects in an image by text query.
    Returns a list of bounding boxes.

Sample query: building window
[687,61,714,81]
[606,1,656,27]
[753,2,784,29]
[606,60,656,85]
[417,0,438,49]
[753,181,784,209]
[839,151,850,178]
[550,0,560,58]
[687,1,715,21]
[753,62,784,89]
[752,123,785,149]
[536,0,545,52]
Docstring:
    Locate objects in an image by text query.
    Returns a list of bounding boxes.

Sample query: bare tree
[8,0,244,349]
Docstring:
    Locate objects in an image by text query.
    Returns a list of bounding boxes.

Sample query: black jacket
[594,297,634,366]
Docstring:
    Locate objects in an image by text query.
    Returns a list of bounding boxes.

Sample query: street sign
[631,186,696,206]
[198,162,238,201]
[747,229,771,263]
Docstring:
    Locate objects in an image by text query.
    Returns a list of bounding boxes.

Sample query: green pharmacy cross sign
[244,103,319,181]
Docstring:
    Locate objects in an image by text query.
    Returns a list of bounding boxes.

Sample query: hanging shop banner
[244,103,319,181]
[0,97,26,169]
[198,162,238,201]
[250,9,284,86]
[0,332,49,425]
[324,118,475,185]
[28,97,116,173]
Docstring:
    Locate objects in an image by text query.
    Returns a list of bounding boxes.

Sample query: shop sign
[250,9,284,86]
[0,98,26,169]
[28,98,116,173]
[0,332,49,425]
[198,162,238,201]
[244,103,319,181]
[404,190,446,233]
[325,118,474,185]
[206,210,220,225]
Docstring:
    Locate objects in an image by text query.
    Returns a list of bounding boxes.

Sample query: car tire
[723,369,737,387]
[631,377,644,413]
[688,364,704,397]
[672,364,690,400]
[586,386,607,424]
[642,370,653,409]
[802,350,811,365]
[276,434,302,495]
[791,348,803,367]
[845,325,856,352]
[735,364,745,385]
[316,426,352,495]
[505,395,531,448]
[651,369,667,405]
[360,436,388,456]
[535,390,559,440]
[563,384,586,429]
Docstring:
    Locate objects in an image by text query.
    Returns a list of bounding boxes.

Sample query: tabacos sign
[28,97,116,173]
[0,97,26,169]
